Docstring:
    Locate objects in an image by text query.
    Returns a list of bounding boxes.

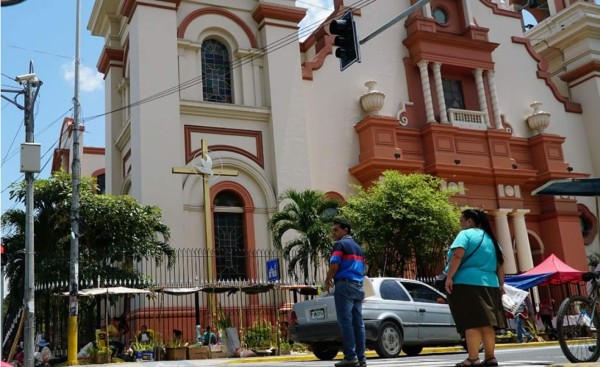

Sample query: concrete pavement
[71,340,600,367]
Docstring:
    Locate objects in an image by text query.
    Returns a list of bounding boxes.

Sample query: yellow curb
[225,341,561,364]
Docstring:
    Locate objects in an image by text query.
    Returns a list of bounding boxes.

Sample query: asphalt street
[72,342,600,367]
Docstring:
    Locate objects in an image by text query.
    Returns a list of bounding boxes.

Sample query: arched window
[96,174,106,195]
[201,39,232,103]
[214,190,246,280]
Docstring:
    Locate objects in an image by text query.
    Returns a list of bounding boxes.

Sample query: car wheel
[311,343,339,360]
[401,345,423,356]
[375,321,402,358]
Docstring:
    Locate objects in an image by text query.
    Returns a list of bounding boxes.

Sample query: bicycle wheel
[556,295,600,363]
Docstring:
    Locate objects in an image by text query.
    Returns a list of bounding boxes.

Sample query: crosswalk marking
[313,359,555,367]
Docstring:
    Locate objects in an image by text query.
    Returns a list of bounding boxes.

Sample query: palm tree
[267,189,340,283]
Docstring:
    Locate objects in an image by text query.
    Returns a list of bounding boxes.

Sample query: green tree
[267,189,339,282]
[342,171,461,277]
[1,171,175,342]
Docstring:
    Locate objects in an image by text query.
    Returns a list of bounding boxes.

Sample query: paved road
[220,345,567,367]
[77,344,585,367]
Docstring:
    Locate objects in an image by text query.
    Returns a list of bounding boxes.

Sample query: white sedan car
[290,277,464,360]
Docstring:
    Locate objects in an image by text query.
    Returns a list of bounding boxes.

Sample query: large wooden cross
[172,138,238,281]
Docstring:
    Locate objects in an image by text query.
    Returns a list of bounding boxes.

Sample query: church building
[85,0,600,284]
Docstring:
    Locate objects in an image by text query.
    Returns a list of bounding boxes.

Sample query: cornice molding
[120,0,179,20]
[97,47,124,75]
[179,100,271,122]
[251,3,306,25]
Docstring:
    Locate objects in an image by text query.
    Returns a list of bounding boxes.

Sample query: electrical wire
[296,0,335,11]
[1,120,24,166]
[5,45,74,60]
[1,118,71,196]
[82,0,375,123]
[1,72,17,81]
[1,107,73,167]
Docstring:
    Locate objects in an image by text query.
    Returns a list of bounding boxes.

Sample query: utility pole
[0,61,42,367]
[67,0,81,364]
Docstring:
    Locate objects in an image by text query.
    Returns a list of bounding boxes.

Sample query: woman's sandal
[455,358,481,367]
[482,357,499,366]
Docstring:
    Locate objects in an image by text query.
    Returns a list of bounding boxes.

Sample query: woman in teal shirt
[445,209,505,367]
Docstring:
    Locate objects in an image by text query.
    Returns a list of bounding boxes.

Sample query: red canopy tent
[505,254,585,290]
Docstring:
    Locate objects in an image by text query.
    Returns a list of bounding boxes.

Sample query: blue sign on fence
[266,258,280,282]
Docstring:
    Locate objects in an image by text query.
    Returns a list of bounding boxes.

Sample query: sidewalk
[72,340,600,367]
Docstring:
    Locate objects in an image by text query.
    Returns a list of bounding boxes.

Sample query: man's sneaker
[527,336,535,343]
[334,359,359,367]
[359,361,367,367]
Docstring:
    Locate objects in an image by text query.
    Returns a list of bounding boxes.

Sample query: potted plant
[88,345,110,364]
[131,340,155,361]
[279,341,292,355]
[165,340,188,360]
[187,344,209,360]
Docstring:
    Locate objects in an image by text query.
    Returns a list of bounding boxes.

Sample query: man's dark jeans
[334,281,366,362]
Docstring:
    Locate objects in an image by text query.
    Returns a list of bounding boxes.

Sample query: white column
[462,0,476,26]
[423,3,432,18]
[418,60,436,123]
[492,209,517,274]
[432,62,449,124]
[511,209,534,272]
[473,68,491,128]
[486,70,503,129]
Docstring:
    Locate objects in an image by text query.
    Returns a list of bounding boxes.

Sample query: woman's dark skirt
[448,284,506,334]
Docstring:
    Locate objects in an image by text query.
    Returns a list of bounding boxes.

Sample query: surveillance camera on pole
[15,73,38,84]
[329,9,361,71]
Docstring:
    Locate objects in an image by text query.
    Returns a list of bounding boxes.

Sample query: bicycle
[556,271,600,363]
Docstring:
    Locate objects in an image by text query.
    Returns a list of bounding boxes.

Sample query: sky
[0,0,544,216]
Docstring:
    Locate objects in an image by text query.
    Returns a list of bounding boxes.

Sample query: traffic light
[329,9,361,71]
[1,244,6,267]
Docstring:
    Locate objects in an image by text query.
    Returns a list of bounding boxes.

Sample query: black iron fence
[3,247,588,359]
[3,248,439,357]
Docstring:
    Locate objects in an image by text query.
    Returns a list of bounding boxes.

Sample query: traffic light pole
[359,0,432,45]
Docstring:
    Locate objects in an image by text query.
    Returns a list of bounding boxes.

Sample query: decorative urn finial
[526,101,551,134]
[360,81,385,115]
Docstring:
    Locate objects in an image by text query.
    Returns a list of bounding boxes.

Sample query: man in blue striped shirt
[325,218,366,367]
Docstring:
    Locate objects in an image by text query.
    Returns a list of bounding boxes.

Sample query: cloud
[297,0,334,41]
[62,62,104,93]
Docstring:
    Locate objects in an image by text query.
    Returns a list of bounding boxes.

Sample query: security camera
[15,73,38,84]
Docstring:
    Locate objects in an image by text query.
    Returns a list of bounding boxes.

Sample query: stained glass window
[214,191,246,280]
[201,39,232,103]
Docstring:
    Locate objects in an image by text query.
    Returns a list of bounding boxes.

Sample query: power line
[1,119,24,166]
[6,45,74,60]
[0,125,66,195]
[1,72,16,80]
[1,107,73,167]
[296,0,334,11]
[82,0,375,123]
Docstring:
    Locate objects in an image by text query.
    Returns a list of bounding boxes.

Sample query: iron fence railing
[3,248,438,357]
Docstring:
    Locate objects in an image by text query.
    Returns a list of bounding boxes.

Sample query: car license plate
[310,308,325,320]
